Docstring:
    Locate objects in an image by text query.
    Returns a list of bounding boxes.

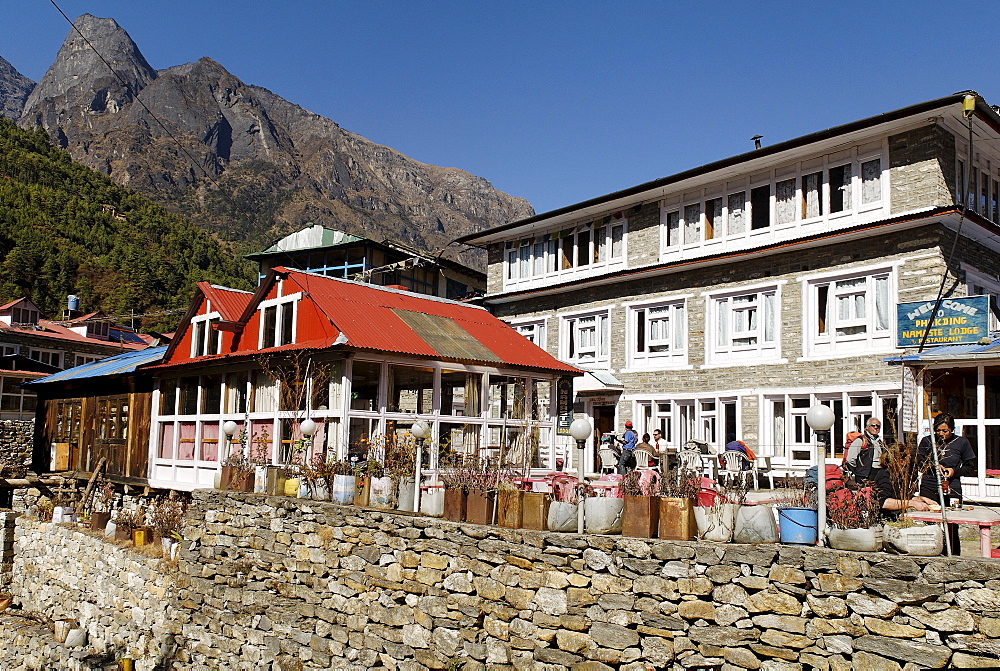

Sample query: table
[904,507,1000,558]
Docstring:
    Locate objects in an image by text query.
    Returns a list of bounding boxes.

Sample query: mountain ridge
[6,15,531,267]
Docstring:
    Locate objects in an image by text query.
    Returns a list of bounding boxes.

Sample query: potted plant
[826,486,883,551]
[657,467,698,540]
[694,483,739,542]
[149,497,186,553]
[521,486,551,530]
[497,477,524,529]
[385,433,417,512]
[440,461,469,522]
[465,460,498,525]
[114,508,144,544]
[367,458,394,508]
[584,481,624,535]
[89,482,114,532]
[325,458,355,504]
[547,472,580,532]
[880,437,945,555]
[622,469,660,538]
[729,476,777,544]
[221,449,255,492]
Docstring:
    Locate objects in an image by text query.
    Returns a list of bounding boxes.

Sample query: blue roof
[886,336,1000,363]
[23,346,167,386]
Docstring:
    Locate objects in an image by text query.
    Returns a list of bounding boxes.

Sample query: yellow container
[131,528,148,546]
[284,477,300,497]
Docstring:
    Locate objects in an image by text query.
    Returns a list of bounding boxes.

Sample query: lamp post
[569,418,593,535]
[223,420,239,462]
[805,404,835,546]
[411,420,430,513]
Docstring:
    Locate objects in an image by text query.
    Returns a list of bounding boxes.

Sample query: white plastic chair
[598,448,618,475]
[719,450,753,488]
[633,448,659,471]
[677,449,703,474]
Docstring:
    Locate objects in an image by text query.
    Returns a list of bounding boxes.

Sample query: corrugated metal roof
[200,282,254,322]
[24,346,167,386]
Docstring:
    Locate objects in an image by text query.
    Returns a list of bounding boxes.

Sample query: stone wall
[0,419,32,471]
[3,492,999,669]
[173,491,1000,669]
[1,518,179,670]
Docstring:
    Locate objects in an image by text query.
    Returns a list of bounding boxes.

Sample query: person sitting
[845,417,886,483]
[723,435,756,471]
[635,433,656,468]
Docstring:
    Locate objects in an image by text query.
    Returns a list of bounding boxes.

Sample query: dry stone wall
[1,492,999,669]
[0,419,32,471]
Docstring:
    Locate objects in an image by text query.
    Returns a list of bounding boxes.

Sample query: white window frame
[190,311,222,358]
[801,265,895,359]
[74,354,100,367]
[258,293,302,349]
[502,218,627,290]
[28,348,62,369]
[625,298,688,369]
[509,318,547,348]
[705,282,782,366]
[560,309,611,367]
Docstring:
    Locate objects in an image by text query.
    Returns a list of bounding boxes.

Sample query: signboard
[901,365,917,433]
[556,376,574,436]
[895,296,989,348]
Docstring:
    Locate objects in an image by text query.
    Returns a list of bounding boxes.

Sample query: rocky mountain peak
[0,56,33,120]
[22,14,156,133]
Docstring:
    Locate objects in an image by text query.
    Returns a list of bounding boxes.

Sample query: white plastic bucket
[733,504,778,544]
[547,501,579,532]
[828,526,884,552]
[885,525,943,556]
[695,503,738,542]
[330,475,355,504]
[585,497,624,535]
[421,485,444,516]
[369,476,394,508]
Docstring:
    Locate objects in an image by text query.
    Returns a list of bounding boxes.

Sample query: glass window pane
[727,192,746,235]
[684,204,701,244]
[666,211,680,246]
[861,159,882,204]
[775,179,796,224]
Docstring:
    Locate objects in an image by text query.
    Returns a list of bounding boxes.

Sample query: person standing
[845,418,886,483]
[918,413,976,555]
[617,421,638,474]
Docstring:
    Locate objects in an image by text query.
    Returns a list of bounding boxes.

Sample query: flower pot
[622,495,659,538]
[547,501,579,532]
[443,488,467,522]
[265,466,286,496]
[658,497,695,541]
[331,475,356,504]
[310,480,330,501]
[828,526,883,552]
[466,491,497,525]
[229,469,254,492]
[115,525,132,542]
[397,479,416,512]
[219,465,234,491]
[522,492,550,530]
[283,477,300,497]
[54,618,77,643]
[694,503,738,542]
[254,465,268,493]
[497,489,524,529]
[161,537,177,554]
[354,476,371,507]
[777,507,818,545]
[585,497,624,535]
[90,512,111,532]
[733,504,779,544]
[884,525,943,556]
[105,521,117,538]
[369,476,395,508]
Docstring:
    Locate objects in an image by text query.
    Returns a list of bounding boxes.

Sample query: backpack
[841,432,868,465]
[806,464,846,492]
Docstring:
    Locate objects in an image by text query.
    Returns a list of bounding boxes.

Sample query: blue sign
[896,296,990,347]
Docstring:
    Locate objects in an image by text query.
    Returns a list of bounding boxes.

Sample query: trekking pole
[928,438,952,556]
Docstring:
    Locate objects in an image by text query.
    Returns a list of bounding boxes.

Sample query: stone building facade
[460,93,1000,495]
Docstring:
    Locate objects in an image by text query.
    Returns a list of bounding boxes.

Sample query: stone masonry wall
[1,518,179,670]
[889,124,957,214]
[172,491,1000,669]
[0,419,33,470]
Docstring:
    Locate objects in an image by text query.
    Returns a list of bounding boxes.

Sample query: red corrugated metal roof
[282,269,577,373]
[159,268,578,374]
[198,282,253,322]
[0,297,32,312]
[0,320,146,350]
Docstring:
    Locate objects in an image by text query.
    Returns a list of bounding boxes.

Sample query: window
[861,159,882,206]
[11,307,39,326]
[727,192,746,235]
[190,314,221,357]
[806,268,893,356]
[775,178,796,225]
[258,295,299,349]
[829,164,852,213]
[86,321,109,339]
[28,349,62,368]
[966,265,1000,333]
[503,220,626,286]
[709,287,778,363]
[801,172,823,219]
[684,204,701,244]
[637,395,736,452]
[704,198,721,240]
[1,345,17,356]
[511,320,546,346]
[629,301,686,368]
[0,375,36,418]
[562,311,610,365]
[74,354,99,367]
[665,210,680,247]
[750,185,770,229]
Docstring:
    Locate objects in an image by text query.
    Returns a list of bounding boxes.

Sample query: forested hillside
[0,118,253,331]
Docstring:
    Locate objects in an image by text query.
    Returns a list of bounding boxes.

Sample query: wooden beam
[76,457,107,514]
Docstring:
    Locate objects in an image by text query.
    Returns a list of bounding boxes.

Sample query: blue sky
[6,1,1000,215]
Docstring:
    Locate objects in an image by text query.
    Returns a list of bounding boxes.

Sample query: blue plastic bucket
[777,507,818,544]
